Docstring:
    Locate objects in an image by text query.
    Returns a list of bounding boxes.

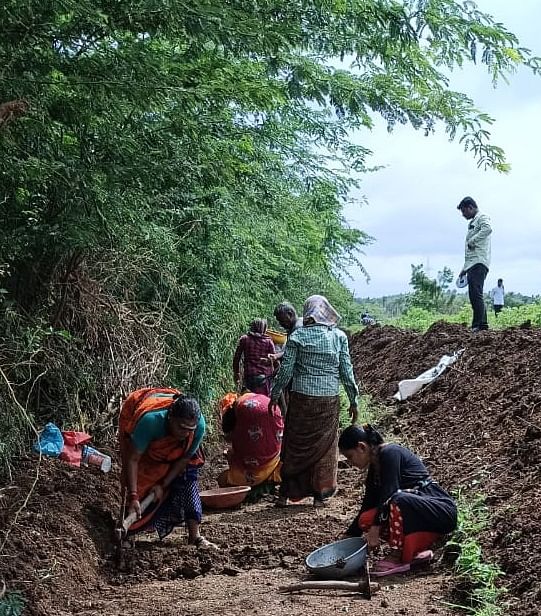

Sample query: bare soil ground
[0,456,452,616]
[350,321,541,615]
[4,320,539,615]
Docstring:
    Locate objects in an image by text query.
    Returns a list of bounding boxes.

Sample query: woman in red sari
[119,387,215,548]
[218,392,283,498]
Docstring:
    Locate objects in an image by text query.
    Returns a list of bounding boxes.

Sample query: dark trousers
[467,263,488,329]
[494,304,503,316]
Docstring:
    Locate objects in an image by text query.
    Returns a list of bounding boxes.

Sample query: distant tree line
[357,264,539,321]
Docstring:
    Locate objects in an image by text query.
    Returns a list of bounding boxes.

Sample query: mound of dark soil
[350,322,541,615]
[0,457,119,615]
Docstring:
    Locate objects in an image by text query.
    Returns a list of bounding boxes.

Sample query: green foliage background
[390,302,541,332]
[357,264,540,325]
[1,0,539,477]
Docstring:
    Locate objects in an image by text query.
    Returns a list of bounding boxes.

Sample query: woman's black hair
[338,424,384,450]
[169,394,201,424]
[221,402,237,434]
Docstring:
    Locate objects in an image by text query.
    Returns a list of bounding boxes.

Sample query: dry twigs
[0,367,41,555]
[0,99,28,130]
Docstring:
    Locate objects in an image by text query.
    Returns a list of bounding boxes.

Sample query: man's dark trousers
[468,263,488,330]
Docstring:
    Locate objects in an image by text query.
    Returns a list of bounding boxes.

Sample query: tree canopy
[0,0,538,472]
[409,263,457,312]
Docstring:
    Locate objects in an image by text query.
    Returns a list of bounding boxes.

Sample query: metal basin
[305,537,368,579]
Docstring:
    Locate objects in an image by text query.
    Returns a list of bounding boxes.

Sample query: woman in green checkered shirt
[270,295,359,507]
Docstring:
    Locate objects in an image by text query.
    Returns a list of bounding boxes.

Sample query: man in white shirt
[490,279,505,316]
[457,196,492,331]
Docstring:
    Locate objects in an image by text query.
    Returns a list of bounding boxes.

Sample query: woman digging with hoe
[339,424,456,577]
[119,388,216,549]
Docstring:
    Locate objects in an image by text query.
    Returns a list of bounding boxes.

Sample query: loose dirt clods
[2,322,539,615]
[351,322,541,615]
[0,459,449,615]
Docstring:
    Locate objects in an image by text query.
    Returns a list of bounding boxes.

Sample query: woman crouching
[217,392,283,499]
[339,424,456,577]
[119,387,216,549]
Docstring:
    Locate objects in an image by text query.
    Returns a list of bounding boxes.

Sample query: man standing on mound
[457,196,492,331]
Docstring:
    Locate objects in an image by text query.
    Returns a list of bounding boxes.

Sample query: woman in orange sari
[217,392,283,498]
[119,387,215,548]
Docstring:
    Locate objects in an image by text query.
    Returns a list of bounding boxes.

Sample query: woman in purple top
[233,319,276,396]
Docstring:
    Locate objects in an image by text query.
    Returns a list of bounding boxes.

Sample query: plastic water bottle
[81,445,112,473]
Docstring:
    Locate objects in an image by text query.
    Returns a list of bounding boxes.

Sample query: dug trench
[1,322,539,615]
[0,455,449,616]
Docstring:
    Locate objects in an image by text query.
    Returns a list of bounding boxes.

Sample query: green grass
[338,391,386,429]
[0,592,25,616]
[445,494,506,616]
[389,302,541,332]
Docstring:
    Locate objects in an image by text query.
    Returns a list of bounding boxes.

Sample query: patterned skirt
[279,392,339,501]
[128,465,202,540]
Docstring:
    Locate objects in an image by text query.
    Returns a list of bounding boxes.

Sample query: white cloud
[344,1,541,297]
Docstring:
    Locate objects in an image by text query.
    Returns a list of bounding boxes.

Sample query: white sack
[394,349,465,401]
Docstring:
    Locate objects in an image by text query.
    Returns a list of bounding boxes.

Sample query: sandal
[193,536,219,550]
[412,550,433,565]
[371,559,410,578]
[275,497,288,508]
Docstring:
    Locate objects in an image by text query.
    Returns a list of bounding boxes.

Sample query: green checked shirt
[270,325,359,405]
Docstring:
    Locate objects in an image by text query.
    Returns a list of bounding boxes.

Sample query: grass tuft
[0,591,25,616]
[445,494,506,615]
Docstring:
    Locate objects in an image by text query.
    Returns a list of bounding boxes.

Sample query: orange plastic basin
[199,486,251,509]
[267,329,287,345]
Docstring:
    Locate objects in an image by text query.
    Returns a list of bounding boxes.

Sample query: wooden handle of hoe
[122,493,155,531]
[279,580,380,594]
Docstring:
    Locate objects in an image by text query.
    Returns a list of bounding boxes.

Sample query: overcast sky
[344,0,541,298]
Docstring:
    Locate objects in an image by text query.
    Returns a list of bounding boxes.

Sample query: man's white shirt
[490,286,505,306]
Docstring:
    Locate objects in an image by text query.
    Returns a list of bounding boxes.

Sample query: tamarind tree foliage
[0,0,538,470]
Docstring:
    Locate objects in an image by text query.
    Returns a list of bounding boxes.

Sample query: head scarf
[302,295,340,327]
[219,392,238,416]
[248,318,267,337]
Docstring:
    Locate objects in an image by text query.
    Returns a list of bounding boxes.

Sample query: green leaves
[0,0,537,448]
[409,263,459,313]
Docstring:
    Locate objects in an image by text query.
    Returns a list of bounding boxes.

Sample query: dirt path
[62,475,453,616]
[1,460,453,616]
[70,568,449,616]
